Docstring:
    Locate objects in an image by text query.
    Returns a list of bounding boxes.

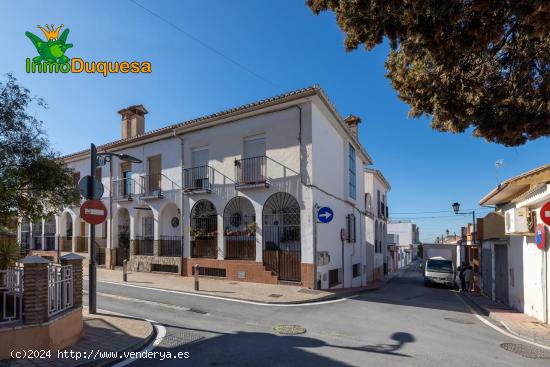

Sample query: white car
[424,256,455,287]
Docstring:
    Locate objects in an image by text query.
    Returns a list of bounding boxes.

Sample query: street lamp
[451,202,476,244]
[88,143,142,314]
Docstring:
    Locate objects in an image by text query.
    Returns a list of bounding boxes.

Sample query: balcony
[140,173,163,199]
[112,178,135,201]
[234,156,269,189]
[184,165,213,193]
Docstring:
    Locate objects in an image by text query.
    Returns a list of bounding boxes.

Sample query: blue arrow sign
[317,207,334,223]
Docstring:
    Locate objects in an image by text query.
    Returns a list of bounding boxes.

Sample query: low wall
[0,307,83,360]
[29,250,59,263]
[184,258,279,284]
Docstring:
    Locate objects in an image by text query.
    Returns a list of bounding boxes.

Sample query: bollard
[194,264,200,291]
[123,259,128,282]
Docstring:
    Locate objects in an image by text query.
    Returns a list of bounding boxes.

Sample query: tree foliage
[307,1,550,146]
[0,74,79,226]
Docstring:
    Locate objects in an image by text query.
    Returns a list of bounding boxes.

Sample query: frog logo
[25,24,73,64]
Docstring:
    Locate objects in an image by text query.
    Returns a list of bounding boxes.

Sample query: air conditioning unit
[504,207,530,235]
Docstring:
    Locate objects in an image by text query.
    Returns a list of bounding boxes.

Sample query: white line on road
[85,290,194,312]
[454,292,550,351]
[95,279,355,307]
[98,308,166,367]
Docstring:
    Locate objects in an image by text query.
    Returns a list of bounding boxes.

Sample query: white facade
[364,169,390,280]
[479,165,550,324]
[19,86,389,290]
[388,220,420,268]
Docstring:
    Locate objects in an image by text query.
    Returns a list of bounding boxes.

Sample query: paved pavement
[86,267,398,304]
[461,291,550,347]
[82,264,550,366]
[5,309,154,367]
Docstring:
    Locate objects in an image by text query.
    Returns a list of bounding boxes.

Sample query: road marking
[84,290,195,312]
[454,292,550,351]
[93,308,166,367]
[94,279,355,307]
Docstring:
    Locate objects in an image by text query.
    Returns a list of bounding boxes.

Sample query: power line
[390,207,492,215]
[128,0,279,89]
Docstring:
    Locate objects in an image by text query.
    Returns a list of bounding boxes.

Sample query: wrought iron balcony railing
[112,178,135,201]
[234,155,269,188]
[184,165,213,193]
[140,173,163,199]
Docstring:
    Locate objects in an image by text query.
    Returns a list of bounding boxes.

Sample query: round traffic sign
[540,201,550,226]
[535,224,546,250]
[317,207,334,223]
[80,199,107,225]
[78,175,104,200]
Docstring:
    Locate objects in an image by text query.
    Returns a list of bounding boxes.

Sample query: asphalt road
[83,265,549,366]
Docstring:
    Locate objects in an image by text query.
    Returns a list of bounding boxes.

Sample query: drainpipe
[295,105,318,289]
[109,157,113,269]
[173,130,185,275]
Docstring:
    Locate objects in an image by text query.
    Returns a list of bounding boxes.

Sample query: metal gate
[482,247,492,298]
[495,244,509,305]
[263,193,301,282]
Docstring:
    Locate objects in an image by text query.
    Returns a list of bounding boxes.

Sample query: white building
[364,169,391,280]
[387,220,420,268]
[479,163,550,324]
[18,86,391,290]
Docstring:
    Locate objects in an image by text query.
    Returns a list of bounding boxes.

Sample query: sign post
[89,144,98,314]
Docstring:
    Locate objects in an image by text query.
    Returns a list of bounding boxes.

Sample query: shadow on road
[150,324,416,366]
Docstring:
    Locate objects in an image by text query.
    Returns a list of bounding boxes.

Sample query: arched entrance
[223,197,256,260]
[263,192,301,281]
[190,200,217,258]
[114,208,130,266]
[44,215,56,250]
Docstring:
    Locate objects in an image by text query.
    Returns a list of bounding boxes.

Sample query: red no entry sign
[540,201,550,226]
[80,199,107,225]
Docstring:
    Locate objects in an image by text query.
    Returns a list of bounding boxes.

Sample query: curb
[458,292,550,348]
[74,312,157,367]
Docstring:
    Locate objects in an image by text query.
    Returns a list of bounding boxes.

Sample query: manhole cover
[268,294,283,298]
[228,282,238,285]
[273,324,306,335]
[499,343,550,359]
[444,317,475,324]
[160,331,203,348]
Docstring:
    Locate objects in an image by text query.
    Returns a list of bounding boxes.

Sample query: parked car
[424,256,455,288]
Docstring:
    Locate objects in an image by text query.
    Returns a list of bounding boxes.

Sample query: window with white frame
[348,143,356,199]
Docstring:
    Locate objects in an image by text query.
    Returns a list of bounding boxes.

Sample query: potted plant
[246,221,257,236]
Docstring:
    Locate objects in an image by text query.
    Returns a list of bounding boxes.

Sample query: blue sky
[2,0,548,241]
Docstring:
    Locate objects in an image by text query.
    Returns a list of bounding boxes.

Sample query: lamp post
[452,202,480,292]
[88,143,141,314]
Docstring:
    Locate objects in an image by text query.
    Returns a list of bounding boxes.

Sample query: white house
[387,220,421,268]
[479,163,550,324]
[18,86,390,290]
[364,169,390,281]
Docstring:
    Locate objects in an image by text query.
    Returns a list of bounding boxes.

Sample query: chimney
[344,114,361,139]
[118,105,148,139]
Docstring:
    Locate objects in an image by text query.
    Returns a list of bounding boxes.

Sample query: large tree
[307,1,550,146]
[0,74,79,226]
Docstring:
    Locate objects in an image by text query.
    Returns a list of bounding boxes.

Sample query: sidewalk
[461,292,550,347]
[6,309,154,367]
[84,265,408,304]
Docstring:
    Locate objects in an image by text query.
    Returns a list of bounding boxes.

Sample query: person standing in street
[464,265,473,292]
[459,263,466,291]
